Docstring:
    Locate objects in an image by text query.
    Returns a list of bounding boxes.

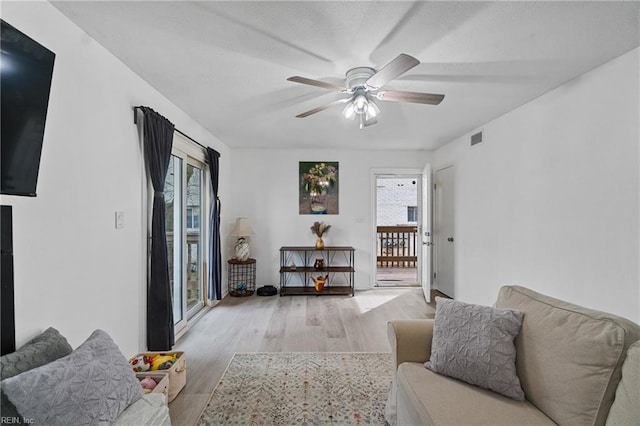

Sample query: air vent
[471,131,483,146]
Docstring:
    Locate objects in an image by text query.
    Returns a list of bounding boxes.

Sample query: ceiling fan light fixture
[366,99,380,120]
[342,102,356,120]
[353,94,368,115]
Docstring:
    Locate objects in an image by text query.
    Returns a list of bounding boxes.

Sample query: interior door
[420,163,432,302]
[434,166,455,298]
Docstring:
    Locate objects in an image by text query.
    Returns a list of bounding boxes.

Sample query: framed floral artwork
[299,161,339,214]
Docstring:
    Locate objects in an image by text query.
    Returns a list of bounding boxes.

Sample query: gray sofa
[0,328,170,426]
[386,285,640,426]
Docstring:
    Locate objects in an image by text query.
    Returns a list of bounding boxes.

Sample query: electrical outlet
[115,211,124,229]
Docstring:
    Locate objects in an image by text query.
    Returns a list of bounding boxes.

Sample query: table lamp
[230,217,255,261]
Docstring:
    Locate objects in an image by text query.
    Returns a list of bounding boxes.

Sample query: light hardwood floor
[168,288,435,426]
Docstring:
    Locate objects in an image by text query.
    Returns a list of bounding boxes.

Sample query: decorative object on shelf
[312,274,329,293]
[230,217,255,261]
[314,258,325,270]
[290,262,296,270]
[299,162,339,215]
[311,221,331,249]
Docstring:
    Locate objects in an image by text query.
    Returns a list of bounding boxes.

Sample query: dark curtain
[206,147,222,300]
[141,107,175,350]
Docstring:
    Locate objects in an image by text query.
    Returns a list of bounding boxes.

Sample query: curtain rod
[133,106,212,153]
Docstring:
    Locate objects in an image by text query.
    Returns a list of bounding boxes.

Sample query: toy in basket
[130,351,186,402]
[129,353,178,372]
[136,372,170,397]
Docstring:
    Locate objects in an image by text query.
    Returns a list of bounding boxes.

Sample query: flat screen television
[1,19,55,197]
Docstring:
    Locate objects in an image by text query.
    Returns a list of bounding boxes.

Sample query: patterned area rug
[198,352,392,425]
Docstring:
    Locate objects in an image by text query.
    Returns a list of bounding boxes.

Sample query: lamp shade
[230,217,255,237]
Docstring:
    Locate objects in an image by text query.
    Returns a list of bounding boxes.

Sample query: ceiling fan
[287,54,444,129]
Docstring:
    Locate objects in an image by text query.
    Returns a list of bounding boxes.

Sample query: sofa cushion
[495,285,640,426]
[397,362,554,425]
[0,327,72,421]
[605,340,640,426]
[425,297,525,400]
[2,329,142,426]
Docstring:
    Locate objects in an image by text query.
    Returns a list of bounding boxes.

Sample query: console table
[279,246,355,296]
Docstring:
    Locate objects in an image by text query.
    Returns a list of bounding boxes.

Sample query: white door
[420,163,432,302]
[434,166,455,298]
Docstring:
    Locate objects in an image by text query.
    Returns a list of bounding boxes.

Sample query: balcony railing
[376,225,418,268]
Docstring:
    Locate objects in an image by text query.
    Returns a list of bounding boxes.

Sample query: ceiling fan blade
[287,76,346,92]
[295,97,351,118]
[376,90,445,105]
[365,53,420,89]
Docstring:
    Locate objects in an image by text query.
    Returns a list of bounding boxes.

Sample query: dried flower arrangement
[310,221,331,238]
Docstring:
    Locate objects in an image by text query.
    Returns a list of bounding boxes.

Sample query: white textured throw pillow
[425,297,525,400]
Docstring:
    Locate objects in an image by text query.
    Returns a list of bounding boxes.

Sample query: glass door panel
[164,155,184,326]
[186,163,203,316]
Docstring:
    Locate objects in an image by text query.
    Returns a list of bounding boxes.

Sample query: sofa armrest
[387,319,434,368]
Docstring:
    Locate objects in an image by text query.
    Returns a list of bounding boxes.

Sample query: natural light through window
[352,291,403,314]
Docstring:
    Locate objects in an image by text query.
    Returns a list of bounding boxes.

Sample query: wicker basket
[131,351,186,402]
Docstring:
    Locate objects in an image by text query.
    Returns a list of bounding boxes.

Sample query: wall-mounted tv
[1,19,55,197]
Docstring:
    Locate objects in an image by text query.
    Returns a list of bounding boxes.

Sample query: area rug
[198,352,392,425]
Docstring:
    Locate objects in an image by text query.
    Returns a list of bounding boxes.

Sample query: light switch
[115,211,124,229]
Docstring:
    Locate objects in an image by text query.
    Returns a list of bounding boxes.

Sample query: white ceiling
[52,1,639,151]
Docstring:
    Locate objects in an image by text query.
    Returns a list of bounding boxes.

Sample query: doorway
[433,165,455,298]
[373,173,420,287]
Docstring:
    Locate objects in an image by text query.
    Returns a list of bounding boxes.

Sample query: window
[407,206,418,222]
[186,207,200,230]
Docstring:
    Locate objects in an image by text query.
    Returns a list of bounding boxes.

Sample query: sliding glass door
[164,143,207,332]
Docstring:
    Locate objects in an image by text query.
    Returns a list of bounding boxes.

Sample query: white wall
[1,2,231,355]
[434,48,640,322]
[229,149,430,290]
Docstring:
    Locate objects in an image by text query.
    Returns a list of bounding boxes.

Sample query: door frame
[433,164,455,298]
[370,167,427,289]
[421,163,432,303]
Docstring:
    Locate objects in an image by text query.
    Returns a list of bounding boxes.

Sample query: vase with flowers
[310,221,331,249]
[302,163,337,214]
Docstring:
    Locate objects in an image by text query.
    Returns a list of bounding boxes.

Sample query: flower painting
[299,161,339,215]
